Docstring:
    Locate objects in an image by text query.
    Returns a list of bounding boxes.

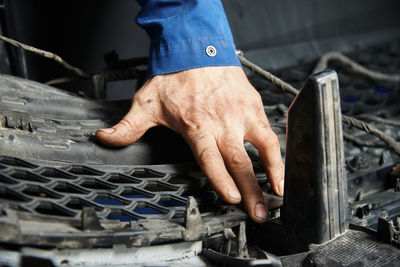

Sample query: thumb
[96,104,156,147]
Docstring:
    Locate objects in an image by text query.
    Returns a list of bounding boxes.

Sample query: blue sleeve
[136,0,241,77]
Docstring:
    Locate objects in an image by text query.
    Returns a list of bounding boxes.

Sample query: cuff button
[206,45,217,57]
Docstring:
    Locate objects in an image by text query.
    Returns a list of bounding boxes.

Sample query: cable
[312,51,400,83]
[45,76,81,86]
[0,34,91,79]
[236,50,299,96]
[342,115,400,155]
[356,114,400,127]
[343,132,385,148]
[237,50,400,156]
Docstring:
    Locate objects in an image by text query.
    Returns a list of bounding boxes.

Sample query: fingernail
[255,203,267,220]
[100,128,115,134]
[279,180,285,195]
[227,186,241,200]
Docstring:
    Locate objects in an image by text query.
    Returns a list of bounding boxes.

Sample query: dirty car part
[283,70,348,247]
[0,40,400,265]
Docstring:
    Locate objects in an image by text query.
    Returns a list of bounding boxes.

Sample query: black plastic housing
[282,70,348,244]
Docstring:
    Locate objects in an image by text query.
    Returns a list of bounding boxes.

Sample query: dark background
[1,0,400,99]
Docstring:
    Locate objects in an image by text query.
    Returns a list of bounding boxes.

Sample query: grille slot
[143,181,179,192]
[9,170,49,183]
[106,173,141,184]
[0,186,30,202]
[39,167,77,180]
[34,201,76,217]
[131,168,166,179]
[52,182,90,195]
[0,156,37,169]
[22,185,62,199]
[65,165,104,176]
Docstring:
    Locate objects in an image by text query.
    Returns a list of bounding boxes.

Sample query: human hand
[95,66,284,223]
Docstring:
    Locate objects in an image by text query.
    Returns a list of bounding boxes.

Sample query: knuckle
[119,118,135,131]
[132,92,145,105]
[182,108,209,131]
[198,147,219,162]
[269,162,284,178]
[228,146,250,170]
[247,118,271,134]
[133,91,156,108]
[188,110,206,124]
[265,130,280,148]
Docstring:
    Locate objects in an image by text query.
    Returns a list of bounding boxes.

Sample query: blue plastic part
[374,87,390,94]
[343,96,359,103]
[364,98,378,105]
[121,194,149,199]
[157,199,185,207]
[94,197,124,206]
[134,206,164,214]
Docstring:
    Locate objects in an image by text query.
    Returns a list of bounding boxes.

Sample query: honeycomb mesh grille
[0,155,239,222]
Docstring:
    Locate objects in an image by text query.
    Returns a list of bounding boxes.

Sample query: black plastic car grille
[0,155,230,222]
